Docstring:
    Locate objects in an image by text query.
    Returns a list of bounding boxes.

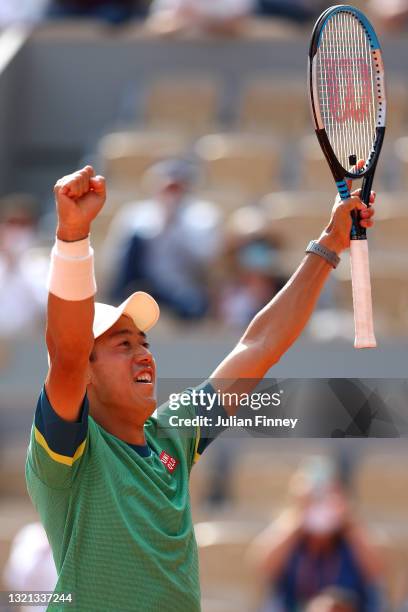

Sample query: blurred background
[0,1,407,610]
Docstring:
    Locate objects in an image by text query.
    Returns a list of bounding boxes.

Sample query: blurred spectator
[0,196,47,343]
[46,0,149,24]
[217,206,285,329]
[103,158,221,320]
[251,456,385,612]
[368,0,408,32]
[148,0,255,36]
[0,0,47,26]
[3,522,57,612]
[256,0,325,23]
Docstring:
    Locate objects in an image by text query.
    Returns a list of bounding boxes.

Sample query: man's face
[88,315,157,425]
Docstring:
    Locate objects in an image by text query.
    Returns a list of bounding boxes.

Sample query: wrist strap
[306,240,340,269]
[56,236,91,258]
[48,236,97,301]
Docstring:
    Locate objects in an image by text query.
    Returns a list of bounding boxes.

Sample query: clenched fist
[54,166,106,242]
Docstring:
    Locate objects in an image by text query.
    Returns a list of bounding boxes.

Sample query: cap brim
[93,292,160,339]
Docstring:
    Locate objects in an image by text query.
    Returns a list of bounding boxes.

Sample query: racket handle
[350,240,376,349]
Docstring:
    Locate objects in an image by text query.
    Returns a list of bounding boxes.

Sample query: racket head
[308,5,386,181]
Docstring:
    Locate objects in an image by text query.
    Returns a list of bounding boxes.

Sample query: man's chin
[133,382,156,399]
[136,395,157,417]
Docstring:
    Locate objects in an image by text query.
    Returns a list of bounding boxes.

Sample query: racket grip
[350,240,376,349]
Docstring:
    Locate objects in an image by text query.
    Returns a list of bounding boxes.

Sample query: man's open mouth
[134,372,153,384]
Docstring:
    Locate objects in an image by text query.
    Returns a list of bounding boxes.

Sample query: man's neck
[105,421,147,446]
[90,407,148,446]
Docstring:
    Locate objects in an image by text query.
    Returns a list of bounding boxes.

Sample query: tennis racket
[308,5,386,348]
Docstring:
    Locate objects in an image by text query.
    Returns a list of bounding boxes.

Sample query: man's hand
[319,160,376,254]
[319,188,376,254]
[55,165,106,242]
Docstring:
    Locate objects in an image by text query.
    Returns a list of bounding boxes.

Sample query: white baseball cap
[93,292,160,339]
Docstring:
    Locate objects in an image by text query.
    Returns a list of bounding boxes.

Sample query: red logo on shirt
[160,450,178,473]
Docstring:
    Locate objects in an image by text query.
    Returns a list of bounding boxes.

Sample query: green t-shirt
[25,384,217,612]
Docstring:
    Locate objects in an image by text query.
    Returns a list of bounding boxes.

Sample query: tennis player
[26,165,375,611]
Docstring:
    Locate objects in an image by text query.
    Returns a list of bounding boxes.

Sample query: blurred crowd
[0,156,291,353]
[0,136,406,364]
[251,456,385,612]
[0,1,328,28]
[0,196,47,367]
[1,0,408,32]
[102,157,288,325]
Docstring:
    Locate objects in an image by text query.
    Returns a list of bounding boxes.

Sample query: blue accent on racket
[317,5,381,50]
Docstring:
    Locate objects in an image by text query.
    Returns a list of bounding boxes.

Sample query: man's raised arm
[210,187,376,403]
[45,166,106,423]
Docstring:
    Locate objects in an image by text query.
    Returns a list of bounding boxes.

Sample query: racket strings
[317,12,377,170]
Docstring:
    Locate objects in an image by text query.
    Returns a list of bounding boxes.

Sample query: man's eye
[143,342,150,349]
[120,340,131,348]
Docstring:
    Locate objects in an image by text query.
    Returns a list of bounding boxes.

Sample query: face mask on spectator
[303,499,343,535]
[1,226,35,256]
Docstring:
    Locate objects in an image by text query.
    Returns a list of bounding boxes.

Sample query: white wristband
[47,236,97,301]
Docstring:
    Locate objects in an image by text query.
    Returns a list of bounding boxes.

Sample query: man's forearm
[47,167,105,363]
[242,233,341,367]
[45,167,105,423]
[47,230,95,361]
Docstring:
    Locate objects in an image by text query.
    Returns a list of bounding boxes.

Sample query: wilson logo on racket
[325,58,372,122]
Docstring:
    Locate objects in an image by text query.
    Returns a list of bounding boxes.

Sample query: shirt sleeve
[26,386,89,490]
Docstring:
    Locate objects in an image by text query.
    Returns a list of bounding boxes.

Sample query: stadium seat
[194,189,248,215]
[297,135,338,191]
[0,445,32,498]
[238,77,308,137]
[384,80,408,137]
[259,191,331,257]
[298,134,388,192]
[382,535,408,606]
[0,500,43,591]
[34,20,106,41]
[334,256,408,336]
[196,520,263,611]
[143,76,220,137]
[356,454,408,518]
[195,133,281,197]
[371,192,408,250]
[228,447,301,515]
[394,137,408,190]
[97,130,189,188]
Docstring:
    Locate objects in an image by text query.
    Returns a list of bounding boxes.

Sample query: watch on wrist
[305,240,340,269]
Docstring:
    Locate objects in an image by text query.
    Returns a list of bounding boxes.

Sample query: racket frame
[308,5,386,348]
[308,4,386,213]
